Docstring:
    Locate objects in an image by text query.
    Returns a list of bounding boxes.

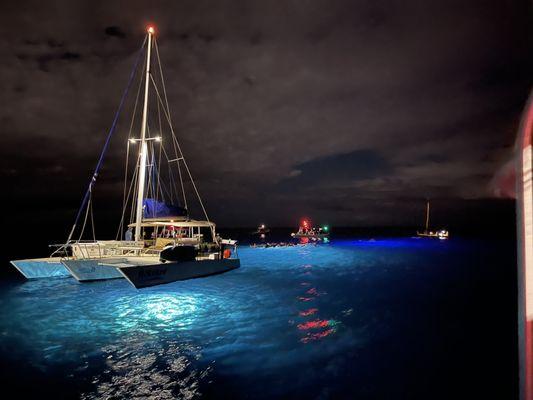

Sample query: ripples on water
[0,238,508,398]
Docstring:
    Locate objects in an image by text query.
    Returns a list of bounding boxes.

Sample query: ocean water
[0,236,517,399]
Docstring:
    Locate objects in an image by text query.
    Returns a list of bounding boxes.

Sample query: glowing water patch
[113,293,199,334]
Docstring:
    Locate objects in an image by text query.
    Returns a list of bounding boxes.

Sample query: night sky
[1,0,531,235]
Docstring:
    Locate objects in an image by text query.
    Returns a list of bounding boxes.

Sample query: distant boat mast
[425,200,430,232]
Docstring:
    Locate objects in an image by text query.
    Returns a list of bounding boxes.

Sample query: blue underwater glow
[0,237,516,399]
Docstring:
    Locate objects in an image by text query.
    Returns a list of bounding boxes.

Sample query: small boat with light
[416,200,449,240]
[252,224,270,235]
[291,219,329,240]
[10,26,240,288]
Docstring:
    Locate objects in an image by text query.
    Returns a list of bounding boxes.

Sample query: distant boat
[252,224,270,235]
[416,200,449,239]
[291,219,329,240]
[10,26,240,288]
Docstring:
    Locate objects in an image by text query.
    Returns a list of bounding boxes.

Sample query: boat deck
[96,256,161,269]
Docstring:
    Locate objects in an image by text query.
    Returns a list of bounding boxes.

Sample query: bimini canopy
[143,198,187,219]
[128,219,215,228]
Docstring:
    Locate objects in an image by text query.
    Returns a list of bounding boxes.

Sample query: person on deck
[125,227,133,241]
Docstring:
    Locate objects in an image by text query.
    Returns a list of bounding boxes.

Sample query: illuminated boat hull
[10,258,70,279]
[117,258,240,289]
[291,234,329,239]
[416,231,449,240]
[61,259,124,281]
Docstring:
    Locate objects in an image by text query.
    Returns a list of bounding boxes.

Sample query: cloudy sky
[1,0,531,232]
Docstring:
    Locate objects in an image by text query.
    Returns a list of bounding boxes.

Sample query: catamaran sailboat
[10,26,240,288]
[416,200,449,239]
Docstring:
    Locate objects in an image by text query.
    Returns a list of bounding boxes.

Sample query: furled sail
[143,198,187,219]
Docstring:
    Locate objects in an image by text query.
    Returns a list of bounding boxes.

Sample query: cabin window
[200,227,213,242]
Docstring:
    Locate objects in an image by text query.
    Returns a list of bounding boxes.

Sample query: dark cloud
[105,26,126,38]
[0,0,531,230]
[278,149,391,190]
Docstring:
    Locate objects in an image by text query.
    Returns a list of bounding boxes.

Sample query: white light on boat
[147,26,155,35]
[129,138,136,144]
[155,136,162,142]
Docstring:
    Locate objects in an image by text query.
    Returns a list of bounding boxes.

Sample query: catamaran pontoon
[10,26,240,288]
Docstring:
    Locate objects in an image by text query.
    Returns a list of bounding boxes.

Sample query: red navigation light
[147,26,155,34]
[300,218,310,228]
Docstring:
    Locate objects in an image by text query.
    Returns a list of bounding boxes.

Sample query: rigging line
[161,144,180,202]
[78,187,92,242]
[67,37,147,243]
[150,54,175,205]
[151,145,158,201]
[154,40,216,242]
[154,38,188,209]
[116,153,140,239]
[156,137,164,203]
[149,138,159,206]
[117,141,131,239]
[145,125,153,202]
[151,144,164,203]
[90,191,96,243]
[176,155,187,209]
[119,64,144,233]
[160,141,178,204]
[117,54,144,239]
[129,150,142,226]
[155,89,164,204]
[149,144,158,209]
[148,75,193,200]
[149,74,211,223]
[152,143,165,204]
[127,57,145,140]
[160,145,177,202]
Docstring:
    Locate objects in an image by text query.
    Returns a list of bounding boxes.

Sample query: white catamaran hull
[61,259,124,281]
[10,258,71,279]
[118,258,240,289]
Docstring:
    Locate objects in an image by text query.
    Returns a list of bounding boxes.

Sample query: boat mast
[425,200,430,232]
[134,26,154,242]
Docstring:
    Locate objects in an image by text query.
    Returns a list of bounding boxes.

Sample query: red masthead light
[147,26,155,34]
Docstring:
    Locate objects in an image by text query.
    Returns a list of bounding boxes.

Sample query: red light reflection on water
[295,261,337,343]
[297,319,330,330]
[300,328,335,343]
[299,308,318,316]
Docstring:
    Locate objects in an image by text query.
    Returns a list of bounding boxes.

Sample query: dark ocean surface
[0,229,518,399]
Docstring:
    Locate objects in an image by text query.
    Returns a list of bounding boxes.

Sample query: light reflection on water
[0,238,454,398]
